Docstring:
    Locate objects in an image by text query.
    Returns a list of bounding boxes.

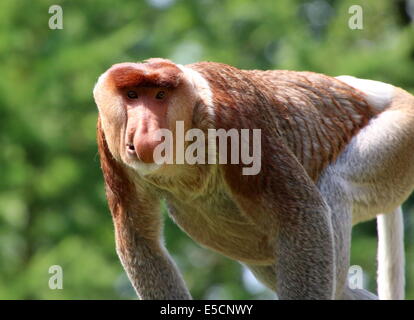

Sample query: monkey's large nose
[133,135,161,164]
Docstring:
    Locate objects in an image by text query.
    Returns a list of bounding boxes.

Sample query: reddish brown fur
[97,117,133,218]
[109,59,183,89]
[190,62,377,183]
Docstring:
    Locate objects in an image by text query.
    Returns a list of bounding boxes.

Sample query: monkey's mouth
[124,143,162,175]
[126,143,136,154]
[125,142,139,161]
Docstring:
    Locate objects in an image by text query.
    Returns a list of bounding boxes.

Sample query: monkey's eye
[127,90,138,99]
[155,91,166,100]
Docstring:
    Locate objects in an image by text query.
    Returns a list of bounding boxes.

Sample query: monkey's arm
[113,208,191,299]
[222,138,335,299]
[274,195,335,300]
[97,119,191,300]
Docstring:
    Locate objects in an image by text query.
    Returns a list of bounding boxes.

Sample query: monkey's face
[93,59,196,175]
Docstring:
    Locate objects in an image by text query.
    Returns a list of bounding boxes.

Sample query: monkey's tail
[376,207,405,300]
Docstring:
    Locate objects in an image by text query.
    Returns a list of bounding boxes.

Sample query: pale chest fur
[161,185,275,265]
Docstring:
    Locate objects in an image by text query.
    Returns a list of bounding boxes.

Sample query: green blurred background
[0,0,413,299]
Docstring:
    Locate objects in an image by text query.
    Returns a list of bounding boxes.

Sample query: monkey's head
[93,58,203,175]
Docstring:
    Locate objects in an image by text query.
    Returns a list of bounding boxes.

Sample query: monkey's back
[191,62,379,181]
[253,70,380,181]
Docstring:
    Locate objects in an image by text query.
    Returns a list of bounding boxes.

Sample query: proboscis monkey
[93,58,414,299]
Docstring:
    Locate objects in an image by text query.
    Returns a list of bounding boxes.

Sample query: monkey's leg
[332,87,414,221]
[318,171,353,299]
[318,168,377,300]
[324,86,413,299]
[326,201,378,300]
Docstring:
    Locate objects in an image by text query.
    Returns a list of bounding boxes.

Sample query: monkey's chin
[128,161,162,176]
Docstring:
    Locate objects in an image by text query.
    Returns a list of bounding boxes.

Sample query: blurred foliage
[0,0,413,299]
